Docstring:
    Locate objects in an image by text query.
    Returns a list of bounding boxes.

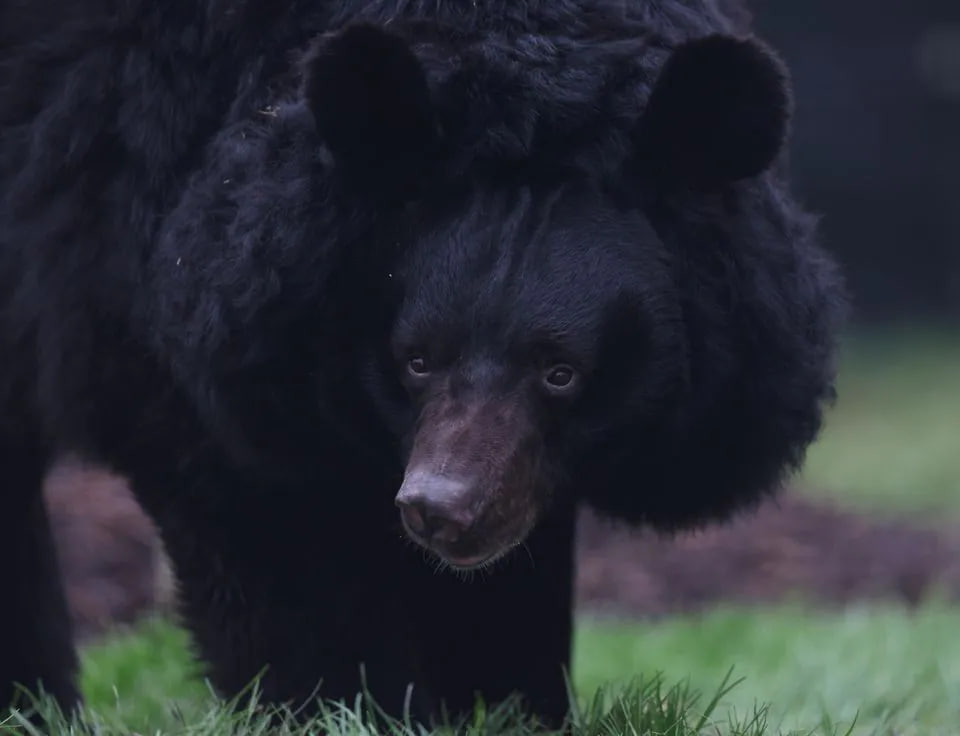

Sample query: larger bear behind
[0,0,845,728]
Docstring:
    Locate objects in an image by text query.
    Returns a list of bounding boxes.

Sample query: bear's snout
[394,390,547,569]
[395,468,506,569]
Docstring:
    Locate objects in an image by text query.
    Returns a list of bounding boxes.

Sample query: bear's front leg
[128,460,436,723]
[403,501,578,730]
[0,438,81,718]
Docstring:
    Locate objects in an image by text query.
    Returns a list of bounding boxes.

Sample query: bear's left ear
[635,34,792,189]
[302,23,440,174]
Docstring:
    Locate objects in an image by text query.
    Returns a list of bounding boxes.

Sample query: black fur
[0,0,846,728]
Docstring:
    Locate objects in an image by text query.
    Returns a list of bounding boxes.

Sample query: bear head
[296,22,842,571]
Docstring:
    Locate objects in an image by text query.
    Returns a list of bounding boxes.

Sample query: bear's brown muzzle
[395,391,543,569]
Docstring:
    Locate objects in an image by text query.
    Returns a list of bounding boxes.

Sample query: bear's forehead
[395,187,659,343]
[404,184,647,276]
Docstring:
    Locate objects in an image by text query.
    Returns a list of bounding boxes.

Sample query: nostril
[397,498,467,545]
[398,501,428,538]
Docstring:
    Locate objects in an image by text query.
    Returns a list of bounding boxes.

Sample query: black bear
[0,0,845,728]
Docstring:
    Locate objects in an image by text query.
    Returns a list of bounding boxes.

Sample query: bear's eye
[543,364,578,394]
[407,356,430,377]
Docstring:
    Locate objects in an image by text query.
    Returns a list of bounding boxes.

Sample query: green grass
[799,327,960,515]
[76,618,208,728]
[5,603,959,735]
[576,602,960,736]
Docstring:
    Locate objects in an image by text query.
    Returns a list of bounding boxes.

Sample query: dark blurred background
[753,0,960,325]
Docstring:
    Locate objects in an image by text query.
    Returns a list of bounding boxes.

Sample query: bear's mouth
[442,553,490,570]
[413,537,524,573]
[420,546,497,571]
[441,544,521,572]
[397,501,529,572]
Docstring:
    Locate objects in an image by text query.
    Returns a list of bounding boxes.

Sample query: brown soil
[43,461,960,642]
[576,495,960,618]
[44,459,174,643]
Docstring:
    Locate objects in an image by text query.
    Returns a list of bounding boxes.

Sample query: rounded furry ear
[302,23,439,170]
[637,34,792,188]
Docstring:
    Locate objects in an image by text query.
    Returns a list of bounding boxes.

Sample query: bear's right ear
[302,24,440,174]
[634,34,792,190]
